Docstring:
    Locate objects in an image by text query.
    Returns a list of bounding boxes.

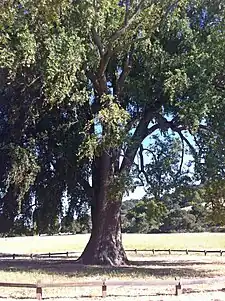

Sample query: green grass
[123,233,225,251]
[1,232,225,254]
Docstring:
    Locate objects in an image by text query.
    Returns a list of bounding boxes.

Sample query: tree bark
[78,198,128,265]
[77,152,128,266]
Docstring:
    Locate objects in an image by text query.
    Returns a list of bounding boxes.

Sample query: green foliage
[0,0,225,237]
[134,134,192,199]
[147,198,168,225]
[122,197,167,233]
[204,179,225,226]
[4,145,40,204]
[122,187,210,233]
[160,209,198,233]
[79,95,130,159]
[60,214,91,235]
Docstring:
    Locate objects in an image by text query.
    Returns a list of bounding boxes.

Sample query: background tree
[133,134,193,200]
[123,197,167,233]
[204,179,225,226]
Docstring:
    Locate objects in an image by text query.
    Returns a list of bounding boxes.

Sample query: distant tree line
[4,181,225,237]
[121,181,225,234]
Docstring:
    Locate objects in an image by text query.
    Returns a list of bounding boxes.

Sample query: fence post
[186,249,188,255]
[12,254,15,260]
[220,250,223,256]
[102,280,107,297]
[152,249,155,255]
[48,252,51,258]
[36,280,42,300]
[134,249,137,255]
[169,249,171,255]
[204,250,207,256]
[175,282,182,296]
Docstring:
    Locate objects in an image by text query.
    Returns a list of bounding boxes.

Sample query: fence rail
[126,249,225,256]
[1,276,225,299]
[1,249,225,259]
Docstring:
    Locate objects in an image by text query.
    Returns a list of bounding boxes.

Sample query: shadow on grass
[0,257,223,279]
[0,293,175,300]
[130,259,219,267]
[0,288,223,300]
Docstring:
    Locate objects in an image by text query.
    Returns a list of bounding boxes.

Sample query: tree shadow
[130,259,216,266]
[0,257,222,279]
[0,288,223,300]
[0,252,79,260]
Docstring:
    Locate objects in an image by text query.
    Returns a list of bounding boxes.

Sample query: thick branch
[120,111,159,173]
[86,70,101,94]
[98,49,113,78]
[116,39,136,99]
[91,28,104,57]
[155,114,198,160]
[89,0,146,94]
[116,54,131,97]
[109,0,145,44]
[155,113,188,132]
[124,0,130,25]
[155,113,171,131]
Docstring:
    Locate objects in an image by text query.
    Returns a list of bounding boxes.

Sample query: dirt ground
[0,254,225,300]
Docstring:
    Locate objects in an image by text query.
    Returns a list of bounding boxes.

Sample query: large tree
[0,0,225,265]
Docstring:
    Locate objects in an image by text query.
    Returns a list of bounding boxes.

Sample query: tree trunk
[78,198,128,266]
[77,152,128,266]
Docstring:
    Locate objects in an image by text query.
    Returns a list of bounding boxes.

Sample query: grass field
[1,233,225,300]
[1,232,225,254]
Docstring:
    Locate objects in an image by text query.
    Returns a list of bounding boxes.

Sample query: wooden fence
[1,276,225,299]
[1,249,225,259]
[127,248,225,256]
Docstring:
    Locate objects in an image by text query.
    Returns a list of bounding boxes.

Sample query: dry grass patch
[0,255,225,300]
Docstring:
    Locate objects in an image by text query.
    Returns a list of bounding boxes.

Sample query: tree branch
[98,49,113,78]
[139,144,151,185]
[155,113,171,131]
[116,54,131,97]
[91,28,104,57]
[175,130,197,158]
[120,110,159,173]
[142,148,157,162]
[124,0,130,25]
[175,133,185,177]
[109,0,145,44]
[199,124,210,131]
[116,37,136,98]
